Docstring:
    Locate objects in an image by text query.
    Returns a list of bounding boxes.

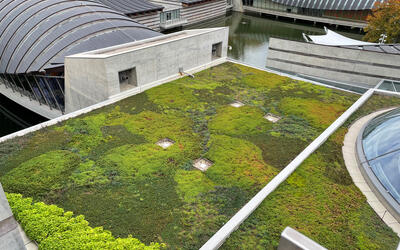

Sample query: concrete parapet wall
[0,58,226,145]
[65,27,229,113]
[266,38,400,88]
[278,227,327,250]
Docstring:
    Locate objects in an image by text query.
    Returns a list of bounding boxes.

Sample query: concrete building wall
[181,0,227,26]
[65,27,229,113]
[129,11,161,31]
[266,38,400,88]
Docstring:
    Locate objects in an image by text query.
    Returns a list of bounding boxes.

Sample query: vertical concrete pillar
[232,0,243,12]
[0,183,26,250]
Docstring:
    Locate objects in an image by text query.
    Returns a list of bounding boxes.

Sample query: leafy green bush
[6,193,163,249]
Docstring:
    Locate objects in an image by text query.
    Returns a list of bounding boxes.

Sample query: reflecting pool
[187,12,363,68]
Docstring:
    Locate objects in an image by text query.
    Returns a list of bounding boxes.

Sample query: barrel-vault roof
[0,0,161,74]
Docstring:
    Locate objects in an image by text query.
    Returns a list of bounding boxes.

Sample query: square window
[119,67,137,91]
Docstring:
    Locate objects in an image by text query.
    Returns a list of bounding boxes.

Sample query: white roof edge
[67,27,228,59]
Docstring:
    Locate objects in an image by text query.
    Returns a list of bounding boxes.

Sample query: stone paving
[342,108,400,237]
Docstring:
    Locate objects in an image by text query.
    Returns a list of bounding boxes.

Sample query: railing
[0,73,65,113]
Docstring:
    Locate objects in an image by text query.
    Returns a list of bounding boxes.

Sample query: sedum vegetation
[224,95,400,249]
[1,63,399,249]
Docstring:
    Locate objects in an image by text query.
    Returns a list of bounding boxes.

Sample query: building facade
[0,0,161,118]
[65,28,229,112]
[242,0,384,22]
[94,0,164,31]
[266,38,400,89]
[180,0,228,25]
[150,0,189,30]
[0,0,229,118]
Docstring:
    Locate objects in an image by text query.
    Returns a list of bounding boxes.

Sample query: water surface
[188,12,363,68]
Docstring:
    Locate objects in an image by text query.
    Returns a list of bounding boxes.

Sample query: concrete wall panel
[267,38,400,88]
[65,28,229,113]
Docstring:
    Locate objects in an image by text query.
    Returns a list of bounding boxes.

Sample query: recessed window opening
[119,67,137,91]
[212,42,222,60]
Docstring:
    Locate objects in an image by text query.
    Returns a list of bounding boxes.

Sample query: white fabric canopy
[303,27,377,46]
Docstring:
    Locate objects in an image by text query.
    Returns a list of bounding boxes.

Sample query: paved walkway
[342,108,400,236]
[17,224,37,250]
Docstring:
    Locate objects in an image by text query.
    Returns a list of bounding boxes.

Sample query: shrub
[6,193,163,250]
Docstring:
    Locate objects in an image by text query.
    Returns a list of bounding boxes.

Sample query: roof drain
[179,67,194,78]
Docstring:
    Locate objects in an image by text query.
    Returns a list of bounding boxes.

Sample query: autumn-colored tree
[363,0,400,43]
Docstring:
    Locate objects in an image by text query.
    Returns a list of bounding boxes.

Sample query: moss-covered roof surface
[0,62,399,249]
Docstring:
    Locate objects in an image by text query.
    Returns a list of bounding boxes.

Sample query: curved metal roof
[94,0,163,15]
[0,0,161,74]
[270,0,384,10]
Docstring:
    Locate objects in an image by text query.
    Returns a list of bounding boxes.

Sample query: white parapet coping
[200,88,375,250]
[68,27,227,59]
[278,227,327,250]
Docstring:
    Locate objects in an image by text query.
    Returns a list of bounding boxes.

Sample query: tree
[363,0,400,43]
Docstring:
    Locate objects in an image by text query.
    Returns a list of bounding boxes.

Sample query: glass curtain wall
[0,74,65,113]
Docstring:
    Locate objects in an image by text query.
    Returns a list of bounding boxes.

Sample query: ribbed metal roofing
[0,0,161,74]
[270,0,384,10]
[94,0,163,14]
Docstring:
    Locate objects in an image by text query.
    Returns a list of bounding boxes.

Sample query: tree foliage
[364,0,400,43]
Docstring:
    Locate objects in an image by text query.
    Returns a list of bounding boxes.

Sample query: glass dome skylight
[362,108,400,204]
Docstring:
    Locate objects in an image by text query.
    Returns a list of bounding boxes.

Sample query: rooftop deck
[0,62,399,249]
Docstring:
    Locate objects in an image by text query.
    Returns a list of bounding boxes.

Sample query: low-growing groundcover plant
[1,63,399,248]
[6,193,163,249]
